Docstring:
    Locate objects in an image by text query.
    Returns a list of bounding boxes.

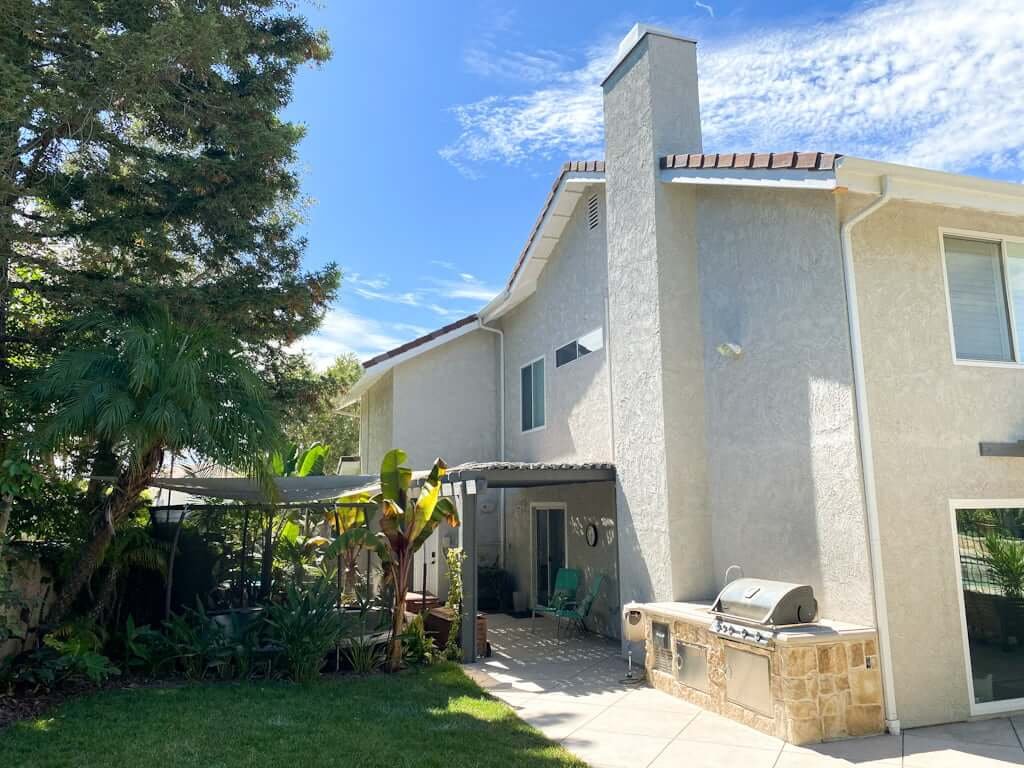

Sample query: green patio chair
[555,573,605,638]
[531,568,580,633]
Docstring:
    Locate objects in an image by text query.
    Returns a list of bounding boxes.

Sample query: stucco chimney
[602,25,712,607]
[602,23,702,158]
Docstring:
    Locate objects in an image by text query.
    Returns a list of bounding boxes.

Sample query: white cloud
[440,0,1024,178]
[294,307,409,370]
[695,2,714,18]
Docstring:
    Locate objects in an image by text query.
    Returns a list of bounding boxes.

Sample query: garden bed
[0,664,586,768]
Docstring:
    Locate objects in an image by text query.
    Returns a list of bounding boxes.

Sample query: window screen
[945,236,1013,362]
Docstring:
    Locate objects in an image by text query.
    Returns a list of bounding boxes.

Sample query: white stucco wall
[850,197,1024,727]
[500,188,612,465]
[361,371,393,473]
[696,187,874,626]
[360,331,502,568]
[392,330,501,565]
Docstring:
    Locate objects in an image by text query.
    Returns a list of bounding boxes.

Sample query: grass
[0,664,586,768]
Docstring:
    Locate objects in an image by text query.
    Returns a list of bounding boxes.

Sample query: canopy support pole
[459,480,484,663]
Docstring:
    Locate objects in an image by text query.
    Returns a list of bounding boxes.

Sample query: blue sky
[287,0,1024,368]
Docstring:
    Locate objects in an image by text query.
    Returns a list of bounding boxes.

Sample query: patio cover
[133,474,378,503]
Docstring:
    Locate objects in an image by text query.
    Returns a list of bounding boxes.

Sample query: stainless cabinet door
[674,641,709,692]
[724,647,771,716]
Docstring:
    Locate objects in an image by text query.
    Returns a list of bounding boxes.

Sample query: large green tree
[283,354,362,464]
[0,0,339,620]
[0,0,339,442]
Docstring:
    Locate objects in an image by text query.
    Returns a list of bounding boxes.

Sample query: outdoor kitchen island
[626,592,885,745]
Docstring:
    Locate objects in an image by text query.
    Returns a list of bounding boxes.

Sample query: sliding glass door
[955,506,1024,712]
[534,506,566,607]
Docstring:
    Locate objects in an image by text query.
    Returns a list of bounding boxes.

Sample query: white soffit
[660,166,838,190]
[481,172,605,322]
[836,157,1024,218]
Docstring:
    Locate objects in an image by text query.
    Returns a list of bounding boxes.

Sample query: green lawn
[0,664,586,768]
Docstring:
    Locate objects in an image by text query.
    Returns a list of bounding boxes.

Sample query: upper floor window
[555,327,604,368]
[521,357,545,432]
[944,234,1024,363]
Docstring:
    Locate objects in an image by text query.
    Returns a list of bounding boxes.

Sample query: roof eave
[836,156,1024,217]
[338,317,482,408]
[481,168,605,323]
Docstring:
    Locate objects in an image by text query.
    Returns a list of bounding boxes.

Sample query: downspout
[478,318,506,568]
[839,175,899,734]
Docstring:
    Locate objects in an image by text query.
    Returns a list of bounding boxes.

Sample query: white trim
[480,174,604,324]
[840,178,901,734]
[939,227,1024,369]
[949,499,1024,717]
[520,355,547,433]
[660,167,838,190]
[837,157,1024,218]
[529,502,570,609]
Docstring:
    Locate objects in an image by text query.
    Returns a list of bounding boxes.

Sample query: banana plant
[329,449,459,672]
[322,501,373,603]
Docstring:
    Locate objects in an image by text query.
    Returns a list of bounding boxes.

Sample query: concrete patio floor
[466,613,1024,767]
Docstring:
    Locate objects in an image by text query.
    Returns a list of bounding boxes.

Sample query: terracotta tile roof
[506,160,606,290]
[362,313,478,368]
[661,151,840,171]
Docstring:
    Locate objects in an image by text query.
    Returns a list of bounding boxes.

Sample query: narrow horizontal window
[555,327,604,368]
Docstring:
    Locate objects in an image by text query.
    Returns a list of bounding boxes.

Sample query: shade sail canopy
[138,475,378,503]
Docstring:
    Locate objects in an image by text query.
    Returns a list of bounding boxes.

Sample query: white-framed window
[942,231,1024,364]
[520,357,545,432]
[555,327,604,368]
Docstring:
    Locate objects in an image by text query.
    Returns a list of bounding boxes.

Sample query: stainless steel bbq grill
[709,578,818,647]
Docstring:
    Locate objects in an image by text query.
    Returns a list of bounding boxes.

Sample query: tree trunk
[0,493,11,560]
[387,558,410,672]
[47,446,163,625]
[89,565,119,623]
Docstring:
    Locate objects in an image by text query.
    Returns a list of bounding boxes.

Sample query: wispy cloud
[440,0,1024,178]
[341,267,500,319]
[294,307,407,370]
[695,2,715,18]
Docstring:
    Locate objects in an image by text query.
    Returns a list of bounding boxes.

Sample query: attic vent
[586,193,600,230]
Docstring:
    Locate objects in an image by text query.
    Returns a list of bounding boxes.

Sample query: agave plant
[330,449,459,672]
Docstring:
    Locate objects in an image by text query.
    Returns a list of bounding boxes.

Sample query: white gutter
[839,176,899,735]
[478,319,506,568]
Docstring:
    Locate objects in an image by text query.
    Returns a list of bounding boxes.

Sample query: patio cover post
[459,478,485,663]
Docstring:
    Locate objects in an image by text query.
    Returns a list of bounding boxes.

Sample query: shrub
[399,614,436,668]
[161,602,235,680]
[264,579,342,683]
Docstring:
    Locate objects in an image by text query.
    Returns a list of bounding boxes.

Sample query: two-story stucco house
[340,24,1024,732]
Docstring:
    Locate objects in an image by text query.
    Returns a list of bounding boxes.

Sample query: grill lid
[711,578,817,626]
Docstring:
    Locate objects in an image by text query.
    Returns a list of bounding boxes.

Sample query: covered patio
[437,461,619,663]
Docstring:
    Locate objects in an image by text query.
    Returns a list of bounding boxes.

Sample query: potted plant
[983,533,1024,649]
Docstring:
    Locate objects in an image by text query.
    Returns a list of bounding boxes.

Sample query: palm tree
[32,307,281,623]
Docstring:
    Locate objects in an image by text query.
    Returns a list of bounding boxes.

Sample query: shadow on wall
[696,187,871,624]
